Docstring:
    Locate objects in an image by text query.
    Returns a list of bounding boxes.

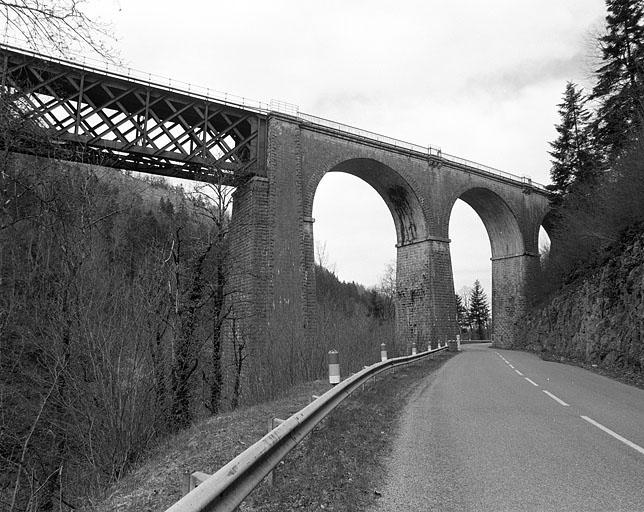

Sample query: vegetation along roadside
[87,351,454,512]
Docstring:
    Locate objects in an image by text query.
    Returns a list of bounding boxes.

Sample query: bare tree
[315,240,336,274]
[0,0,116,59]
[190,180,232,414]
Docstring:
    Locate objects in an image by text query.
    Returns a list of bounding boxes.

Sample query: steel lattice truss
[0,46,265,184]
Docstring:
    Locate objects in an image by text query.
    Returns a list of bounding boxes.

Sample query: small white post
[411,341,417,355]
[328,349,340,385]
[380,343,388,362]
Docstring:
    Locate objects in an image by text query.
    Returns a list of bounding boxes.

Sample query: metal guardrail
[164,345,449,512]
[2,39,547,191]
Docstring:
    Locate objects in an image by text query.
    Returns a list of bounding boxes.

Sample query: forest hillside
[0,152,395,510]
[516,0,644,384]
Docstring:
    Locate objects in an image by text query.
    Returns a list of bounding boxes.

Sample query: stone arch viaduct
[2,45,552,398]
[230,114,551,363]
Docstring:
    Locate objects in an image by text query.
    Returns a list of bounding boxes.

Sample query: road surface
[370,344,644,511]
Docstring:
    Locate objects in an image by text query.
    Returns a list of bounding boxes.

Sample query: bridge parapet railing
[1,38,273,114]
[440,152,545,190]
[297,112,546,191]
[298,112,443,157]
[1,38,547,191]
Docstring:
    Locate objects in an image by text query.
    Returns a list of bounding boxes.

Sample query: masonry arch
[447,186,527,344]
[452,187,525,259]
[538,209,557,253]
[307,157,448,353]
[309,157,428,246]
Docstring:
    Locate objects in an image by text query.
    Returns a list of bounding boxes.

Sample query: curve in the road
[370,344,644,512]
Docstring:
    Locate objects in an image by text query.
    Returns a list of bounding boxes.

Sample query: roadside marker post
[380,343,388,362]
[328,349,340,385]
[411,341,417,355]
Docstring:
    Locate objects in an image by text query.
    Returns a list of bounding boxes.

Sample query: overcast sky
[86,0,607,295]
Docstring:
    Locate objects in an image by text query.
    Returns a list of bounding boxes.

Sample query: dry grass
[81,380,330,512]
[81,352,454,512]
[242,352,454,511]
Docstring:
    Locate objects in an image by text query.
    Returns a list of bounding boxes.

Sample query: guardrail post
[328,349,340,385]
[183,471,211,495]
[164,345,450,511]
[380,343,387,362]
[267,418,285,486]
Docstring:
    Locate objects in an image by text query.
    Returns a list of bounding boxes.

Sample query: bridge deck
[1,45,264,184]
[0,44,547,193]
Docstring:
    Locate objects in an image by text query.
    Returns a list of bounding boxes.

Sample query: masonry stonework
[396,239,458,351]
[226,176,270,400]
[227,114,551,400]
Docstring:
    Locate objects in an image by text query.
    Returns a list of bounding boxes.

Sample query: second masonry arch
[309,158,458,350]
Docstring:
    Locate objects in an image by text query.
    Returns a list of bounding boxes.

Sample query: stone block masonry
[226,113,551,403]
[397,239,459,351]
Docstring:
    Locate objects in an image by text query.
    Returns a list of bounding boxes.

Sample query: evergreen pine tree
[468,280,490,340]
[590,0,644,160]
[455,293,468,332]
[548,82,596,201]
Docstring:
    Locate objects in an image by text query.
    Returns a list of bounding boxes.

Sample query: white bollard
[412,341,417,355]
[380,343,388,362]
[328,349,340,385]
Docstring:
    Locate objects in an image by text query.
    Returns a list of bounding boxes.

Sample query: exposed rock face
[515,233,644,374]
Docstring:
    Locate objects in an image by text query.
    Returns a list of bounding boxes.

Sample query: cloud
[465,53,588,99]
[311,92,378,117]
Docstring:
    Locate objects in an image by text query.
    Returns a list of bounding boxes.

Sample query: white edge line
[524,377,539,387]
[581,416,644,456]
[542,390,569,407]
[515,370,524,376]
[508,364,514,369]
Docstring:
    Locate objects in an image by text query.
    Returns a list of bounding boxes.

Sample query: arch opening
[309,157,435,356]
[450,199,492,341]
[325,158,428,247]
[448,187,526,345]
[455,187,524,259]
[312,171,395,287]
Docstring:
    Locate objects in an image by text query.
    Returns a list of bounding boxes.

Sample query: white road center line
[508,364,514,369]
[514,369,524,376]
[524,377,539,387]
[542,390,569,407]
[581,416,644,456]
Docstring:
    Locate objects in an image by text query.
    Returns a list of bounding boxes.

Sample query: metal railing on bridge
[296,112,546,190]
[1,38,547,191]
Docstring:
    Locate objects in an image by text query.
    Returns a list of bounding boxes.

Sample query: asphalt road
[370,344,644,512]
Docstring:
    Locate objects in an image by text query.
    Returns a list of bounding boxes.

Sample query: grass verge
[539,351,644,390]
[83,351,454,512]
[81,380,331,511]
[241,351,454,511]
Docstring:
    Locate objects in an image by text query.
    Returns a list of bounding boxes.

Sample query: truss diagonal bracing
[0,46,265,184]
